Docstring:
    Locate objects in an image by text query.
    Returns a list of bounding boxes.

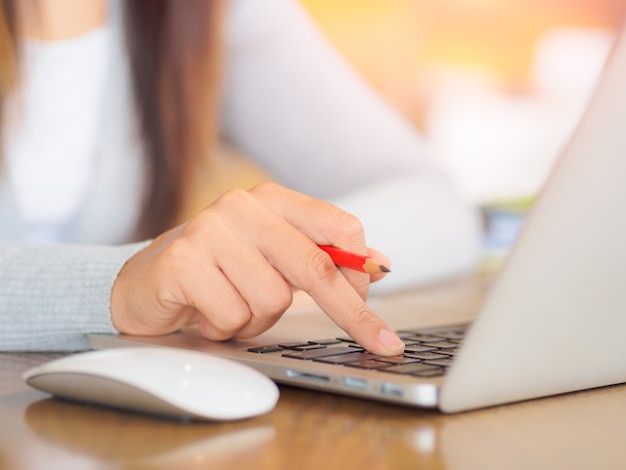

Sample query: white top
[4,25,112,242]
[0,0,482,351]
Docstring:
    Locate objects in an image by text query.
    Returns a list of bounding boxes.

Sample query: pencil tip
[379,265,391,273]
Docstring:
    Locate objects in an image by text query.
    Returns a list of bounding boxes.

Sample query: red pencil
[318,245,391,274]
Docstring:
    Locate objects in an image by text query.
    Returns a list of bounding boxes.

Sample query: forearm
[0,241,149,351]
[222,0,433,197]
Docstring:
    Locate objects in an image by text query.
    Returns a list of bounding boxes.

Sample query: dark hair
[0,0,18,159]
[0,0,223,238]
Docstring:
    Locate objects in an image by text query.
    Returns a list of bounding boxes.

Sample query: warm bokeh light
[300,0,626,204]
[301,0,626,123]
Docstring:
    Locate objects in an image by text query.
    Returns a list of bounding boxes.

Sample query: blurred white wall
[424,28,615,204]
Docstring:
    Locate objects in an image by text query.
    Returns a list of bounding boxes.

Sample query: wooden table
[3,278,626,470]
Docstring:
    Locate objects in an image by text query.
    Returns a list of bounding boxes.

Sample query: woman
[0,0,481,353]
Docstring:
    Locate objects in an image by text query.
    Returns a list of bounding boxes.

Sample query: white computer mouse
[23,347,279,421]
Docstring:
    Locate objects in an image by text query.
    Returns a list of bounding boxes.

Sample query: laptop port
[343,377,368,390]
[285,370,330,383]
[381,382,404,397]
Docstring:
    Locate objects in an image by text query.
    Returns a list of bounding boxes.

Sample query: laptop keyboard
[247,324,468,378]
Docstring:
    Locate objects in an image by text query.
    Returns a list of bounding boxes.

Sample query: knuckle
[353,276,370,301]
[351,305,376,327]
[206,305,251,337]
[305,246,340,286]
[329,302,377,334]
[254,284,293,318]
[159,237,193,272]
[340,305,379,333]
[213,187,254,212]
[223,311,250,333]
[251,181,281,196]
[200,319,233,341]
[332,210,364,243]
[182,208,220,240]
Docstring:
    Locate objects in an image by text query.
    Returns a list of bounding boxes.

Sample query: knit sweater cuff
[0,240,151,351]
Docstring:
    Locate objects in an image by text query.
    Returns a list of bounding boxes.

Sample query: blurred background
[300,0,625,203]
[299,0,626,264]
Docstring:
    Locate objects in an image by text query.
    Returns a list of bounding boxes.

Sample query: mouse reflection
[25,397,276,468]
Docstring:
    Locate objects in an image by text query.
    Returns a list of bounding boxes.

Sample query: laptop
[89,23,626,413]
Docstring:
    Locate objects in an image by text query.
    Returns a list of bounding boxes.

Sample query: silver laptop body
[90,23,626,413]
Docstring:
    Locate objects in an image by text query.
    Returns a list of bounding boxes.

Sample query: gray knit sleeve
[0,240,151,351]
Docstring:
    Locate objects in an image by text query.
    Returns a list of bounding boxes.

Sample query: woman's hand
[110,182,404,356]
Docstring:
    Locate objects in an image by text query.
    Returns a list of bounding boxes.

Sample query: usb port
[343,377,368,390]
[380,382,404,397]
[285,370,330,383]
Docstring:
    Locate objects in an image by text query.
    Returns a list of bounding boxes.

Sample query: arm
[220,0,482,293]
[0,241,149,351]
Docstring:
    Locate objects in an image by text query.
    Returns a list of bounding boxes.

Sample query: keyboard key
[423,358,455,367]
[278,341,313,349]
[411,367,445,378]
[345,360,393,370]
[309,339,342,345]
[398,333,422,340]
[404,351,450,361]
[436,331,466,340]
[441,348,460,356]
[314,352,379,364]
[336,336,358,344]
[248,345,284,354]
[290,344,327,351]
[426,341,460,349]
[398,325,467,340]
[282,346,357,360]
[376,356,421,365]
[401,334,446,343]
[382,363,443,375]
[403,345,438,354]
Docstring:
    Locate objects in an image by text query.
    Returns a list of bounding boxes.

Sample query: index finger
[250,183,371,300]
[248,183,404,355]
[299,245,405,356]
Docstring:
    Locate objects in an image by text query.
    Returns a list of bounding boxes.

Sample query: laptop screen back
[440,23,626,412]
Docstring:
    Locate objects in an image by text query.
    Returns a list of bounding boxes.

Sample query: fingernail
[378,328,405,354]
